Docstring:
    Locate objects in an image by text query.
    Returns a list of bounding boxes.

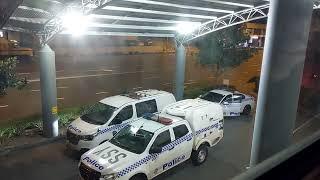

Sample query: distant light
[175,22,201,35]
[61,11,91,36]
[0,30,3,38]
[251,35,259,39]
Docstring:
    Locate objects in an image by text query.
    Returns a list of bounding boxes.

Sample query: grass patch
[0,106,85,145]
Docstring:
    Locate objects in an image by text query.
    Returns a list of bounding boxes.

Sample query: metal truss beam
[38,0,113,46]
[0,0,23,28]
[87,23,174,31]
[176,4,269,44]
[200,0,254,8]
[9,17,48,24]
[90,14,199,24]
[3,26,34,33]
[314,1,320,9]
[60,30,174,37]
[18,5,51,15]
[102,6,217,19]
[177,1,320,44]
[122,0,234,14]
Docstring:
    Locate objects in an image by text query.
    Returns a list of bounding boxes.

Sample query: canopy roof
[2,0,319,44]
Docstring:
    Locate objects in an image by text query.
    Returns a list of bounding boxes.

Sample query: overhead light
[175,22,201,35]
[61,11,91,36]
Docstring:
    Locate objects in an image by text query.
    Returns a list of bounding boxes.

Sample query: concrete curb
[0,135,65,156]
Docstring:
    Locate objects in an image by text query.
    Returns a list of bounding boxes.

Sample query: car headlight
[80,132,98,141]
[102,173,117,180]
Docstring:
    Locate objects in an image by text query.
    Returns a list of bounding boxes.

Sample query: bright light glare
[175,22,201,35]
[61,11,91,36]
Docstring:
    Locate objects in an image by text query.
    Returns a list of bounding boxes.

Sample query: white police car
[66,89,176,153]
[79,99,224,180]
[199,89,255,116]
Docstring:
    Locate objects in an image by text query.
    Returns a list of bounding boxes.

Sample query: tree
[0,56,27,96]
[195,24,255,78]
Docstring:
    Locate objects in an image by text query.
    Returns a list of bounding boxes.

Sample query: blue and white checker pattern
[195,123,219,136]
[97,119,137,136]
[117,133,193,177]
[117,121,222,178]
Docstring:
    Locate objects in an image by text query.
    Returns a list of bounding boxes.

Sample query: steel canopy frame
[176,4,270,44]
[5,0,320,46]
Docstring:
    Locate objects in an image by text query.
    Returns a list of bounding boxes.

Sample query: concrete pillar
[250,0,314,166]
[39,44,59,138]
[175,43,186,100]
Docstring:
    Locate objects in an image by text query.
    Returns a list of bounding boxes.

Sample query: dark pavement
[0,116,254,180]
[1,113,319,180]
[0,54,216,123]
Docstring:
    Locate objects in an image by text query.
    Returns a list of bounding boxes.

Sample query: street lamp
[175,22,201,35]
[61,11,91,36]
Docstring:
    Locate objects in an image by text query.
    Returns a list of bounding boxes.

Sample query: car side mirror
[223,101,229,105]
[149,146,162,154]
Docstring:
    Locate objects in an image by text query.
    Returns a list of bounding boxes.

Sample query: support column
[175,42,186,100]
[39,44,59,138]
[250,0,313,166]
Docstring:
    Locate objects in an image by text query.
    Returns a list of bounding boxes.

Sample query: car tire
[129,174,147,180]
[242,105,251,115]
[191,144,208,166]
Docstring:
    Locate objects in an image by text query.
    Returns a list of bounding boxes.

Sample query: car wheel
[242,105,251,115]
[191,144,208,166]
[129,174,147,180]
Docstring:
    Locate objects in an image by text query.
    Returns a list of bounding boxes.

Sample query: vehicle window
[151,130,171,148]
[234,93,245,99]
[173,124,189,139]
[109,105,133,126]
[80,103,117,125]
[200,92,224,103]
[223,95,233,103]
[110,125,154,154]
[135,99,158,117]
[232,95,243,103]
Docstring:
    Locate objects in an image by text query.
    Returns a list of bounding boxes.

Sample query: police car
[199,89,255,116]
[79,99,224,180]
[66,89,176,153]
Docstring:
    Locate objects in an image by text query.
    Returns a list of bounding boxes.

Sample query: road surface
[0,54,216,123]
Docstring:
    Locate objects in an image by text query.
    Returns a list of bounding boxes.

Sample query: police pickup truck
[67,89,176,153]
[79,99,224,180]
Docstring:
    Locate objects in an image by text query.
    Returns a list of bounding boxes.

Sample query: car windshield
[80,103,117,125]
[110,125,154,154]
[200,92,225,103]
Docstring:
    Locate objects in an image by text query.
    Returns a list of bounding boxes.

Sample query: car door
[221,95,232,116]
[228,95,242,116]
[171,123,193,160]
[148,129,176,178]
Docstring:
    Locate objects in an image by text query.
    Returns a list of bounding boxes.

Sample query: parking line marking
[208,76,215,79]
[184,82,197,85]
[18,72,31,75]
[28,71,144,83]
[293,113,320,134]
[96,91,109,95]
[57,97,64,100]
[162,83,172,86]
[57,86,69,89]
[31,89,40,92]
[0,105,8,108]
[143,76,160,80]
